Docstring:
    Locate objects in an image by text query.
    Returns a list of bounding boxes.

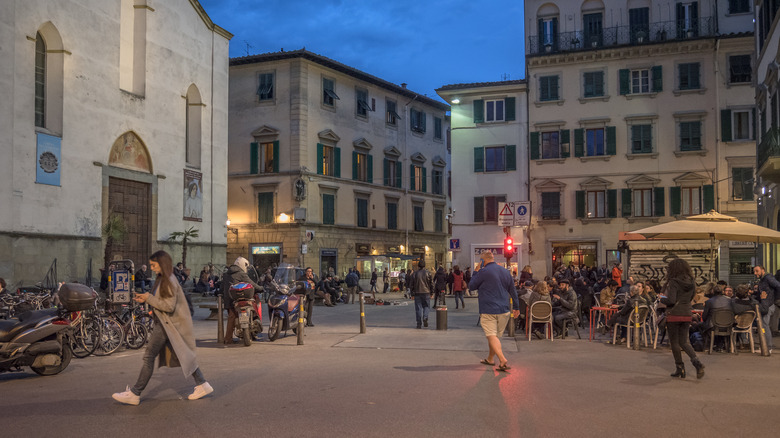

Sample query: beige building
[0,0,231,286]
[524,0,756,285]
[227,50,450,280]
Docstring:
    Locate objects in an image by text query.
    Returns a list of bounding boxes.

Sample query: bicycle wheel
[94,317,123,356]
[124,321,148,349]
[71,315,102,358]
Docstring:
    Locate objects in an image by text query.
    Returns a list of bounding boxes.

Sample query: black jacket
[434,268,447,292]
[701,294,733,329]
[410,268,433,295]
[660,277,695,317]
[758,273,780,314]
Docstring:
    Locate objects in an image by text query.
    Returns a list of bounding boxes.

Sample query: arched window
[34,23,64,134]
[34,32,46,128]
[186,84,202,168]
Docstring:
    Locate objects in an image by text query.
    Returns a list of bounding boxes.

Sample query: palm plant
[102,213,127,271]
[169,226,199,268]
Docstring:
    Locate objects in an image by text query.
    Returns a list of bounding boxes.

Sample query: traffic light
[504,236,514,259]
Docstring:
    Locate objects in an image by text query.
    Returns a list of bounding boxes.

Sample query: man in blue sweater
[469,251,520,371]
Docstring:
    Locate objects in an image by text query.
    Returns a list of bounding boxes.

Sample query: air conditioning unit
[294,208,306,221]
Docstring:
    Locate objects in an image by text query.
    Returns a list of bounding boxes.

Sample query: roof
[437,79,527,92]
[230,49,450,112]
[190,0,232,40]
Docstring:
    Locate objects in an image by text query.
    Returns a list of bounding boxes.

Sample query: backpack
[690,331,705,352]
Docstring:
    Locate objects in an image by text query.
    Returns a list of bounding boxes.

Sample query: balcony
[528,17,715,56]
[758,128,780,183]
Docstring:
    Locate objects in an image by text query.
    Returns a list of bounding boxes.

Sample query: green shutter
[691,122,702,147]
[506,145,516,171]
[607,189,618,218]
[334,147,341,178]
[473,100,484,123]
[619,69,630,95]
[574,129,584,157]
[505,97,516,121]
[651,65,663,92]
[670,186,681,216]
[474,197,484,222]
[272,141,279,173]
[654,187,665,216]
[383,158,390,186]
[530,132,540,160]
[606,126,617,155]
[250,142,259,174]
[561,130,570,158]
[395,160,402,188]
[323,194,334,225]
[316,143,323,175]
[410,163,415,190]
[367,154,373,183]
[576,191,586,219]
[352,151,358,180]
[422,167,427,192]
[753,107,757,139]
[257,192,274,224]
[743,169,754,201]
[474,147,484,172]
[622,189,632,217]
[691,63,700,89]
[702,184,715,212]
[721,109,732,142]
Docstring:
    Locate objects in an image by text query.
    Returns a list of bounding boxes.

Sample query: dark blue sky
[199,0,526,103]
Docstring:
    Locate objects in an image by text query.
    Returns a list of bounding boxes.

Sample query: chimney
[401,83,407,89]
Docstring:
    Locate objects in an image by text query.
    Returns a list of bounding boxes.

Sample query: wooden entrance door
[108,177,151,268]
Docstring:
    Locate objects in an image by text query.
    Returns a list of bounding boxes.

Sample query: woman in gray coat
[112,250,213,405]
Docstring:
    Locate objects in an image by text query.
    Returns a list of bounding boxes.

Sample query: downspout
[209,30,215,264]
[403,93,418,258]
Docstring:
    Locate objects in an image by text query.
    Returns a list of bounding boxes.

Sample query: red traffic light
[504,236,514,258]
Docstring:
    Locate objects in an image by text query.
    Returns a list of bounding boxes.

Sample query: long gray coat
[146,274,199,377]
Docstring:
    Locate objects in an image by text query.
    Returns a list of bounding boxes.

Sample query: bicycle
[67,308,102,358]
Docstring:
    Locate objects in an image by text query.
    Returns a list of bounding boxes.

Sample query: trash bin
[436,306,448,330]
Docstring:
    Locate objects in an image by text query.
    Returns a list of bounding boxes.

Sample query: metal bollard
[297,295,305,345]
[507,316,516,337]
[436,306,448,330]
[359,292,366,333]
[217,295,224,344]
[633,301,640,350]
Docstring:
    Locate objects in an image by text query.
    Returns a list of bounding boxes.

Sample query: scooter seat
[287,294,300,312]
[0,309,58,343]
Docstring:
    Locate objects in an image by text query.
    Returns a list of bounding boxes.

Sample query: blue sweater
[468,262,519,315]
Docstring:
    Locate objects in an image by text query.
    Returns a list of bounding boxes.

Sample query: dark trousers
[667,321,698,366]
[305,296,314,325]
[433,289,446,307]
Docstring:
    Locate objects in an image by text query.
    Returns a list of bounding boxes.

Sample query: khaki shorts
[480,312,511,337]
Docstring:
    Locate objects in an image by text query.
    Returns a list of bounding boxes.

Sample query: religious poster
[36,133,61,186]
[183,169,203,222]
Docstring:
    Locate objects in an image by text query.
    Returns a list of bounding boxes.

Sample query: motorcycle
[228,282,262,346]
[265,265,307,341]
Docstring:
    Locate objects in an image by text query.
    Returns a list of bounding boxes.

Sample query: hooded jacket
[434,267,448,292]
[660,277,695,317]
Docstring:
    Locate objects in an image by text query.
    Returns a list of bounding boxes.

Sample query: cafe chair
[614,305,649,349]
[527,301,553,342]
[731,311,757,355]
[708,309,736,354]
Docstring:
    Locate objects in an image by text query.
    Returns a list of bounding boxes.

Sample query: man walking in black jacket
[410,260,433,328]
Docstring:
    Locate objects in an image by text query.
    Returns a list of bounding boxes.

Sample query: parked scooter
[228,282,262,346]
[265,267,307,342]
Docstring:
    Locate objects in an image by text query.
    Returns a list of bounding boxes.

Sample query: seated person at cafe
[732,284,758,349]
[606,284,646,343]
[552,279,578,337]
[599,280,619,307]
[691,286,709,310]
[696,284,733,351]
[529,280,552,339]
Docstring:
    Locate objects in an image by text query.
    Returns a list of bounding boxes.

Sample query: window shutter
[676,3,684,34]
[574,128,584,157]
[474,147,484,172]
[410,164,415,190]
[395,160,402,188]
[505,97,516,121]
[691,2,699,34]
[619,69,630,95]
[721,109,732,142]
[691,122,702,146]
[473,100,484,123]
[654,187,665,216]
[702,184,714,212]
[367,154,373,183]
[257,192,274,224]
[607,189,618,218]
[595,71,604,96]
[651,65,663,92]
[334,147,341,178]
[576,191,586,219]
[421,111,427,132]
[272,141,279,173]
[505,145,516,171]
[352,151,358,180]
[743,169,754,201]
[561,129,570,158]
[621,189,632,217]
[606,126,617,155]
[552,76,560,100]
[530,132,540,160]
[474,197,484,222]
[752,107,757,139]
[316,143,323,175]
[551,17,558,50]
[422,167,427,193]
[537,18,544,52]
[250,142,259,174]
[383,158,390,186]
[670,186,681,216]
[691,63,700,89]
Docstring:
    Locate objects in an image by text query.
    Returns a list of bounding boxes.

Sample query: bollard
[217,295,224,344]
[436,306,448,330]
[359,292,366,334]
[507,298,515,337]
[297,295,305,345]
[633,301,640,350]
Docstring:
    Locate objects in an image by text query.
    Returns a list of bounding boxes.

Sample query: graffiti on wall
[628,251,712,287]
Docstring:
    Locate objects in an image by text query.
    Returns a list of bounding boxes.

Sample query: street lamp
[226,219,237,235]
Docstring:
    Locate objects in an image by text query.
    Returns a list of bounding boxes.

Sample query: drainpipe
[403,93,418,259]
[209,30,215,264]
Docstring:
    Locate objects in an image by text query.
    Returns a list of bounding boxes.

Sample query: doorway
[108,177,151,268]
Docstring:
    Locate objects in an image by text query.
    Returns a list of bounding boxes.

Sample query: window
[541,192,560,220]
[413,204,424,232]
[474,145,516,172]
[485,99,505,121]
[474,195,507,223]
[732,167,753,201]
[583,12,603,46]
[631,69,650,94]
[678,63,700,90]
[411,165,425,192]
[586,128,605,156]
[681,187,701,215]
[434,117,442,140]
[257,73,274,101]
[317,143,340,177]
[257,192,274,224]
[632,189,652,217]
[434,208,443,233]
[631,125,652,154]
[729,55,752,83]
[352,151,371,182]
[356,88,370,117]
[383,158,401,187]
[35,32,46,128]
[473,98,515,123]
[250,141,278,174]
[539,17,557,47]
[387,201,398,230]
[728,0,750,14]
[677,2,699,37]
[410,108,426,133]
[323,78,339,107]
[542,131,560,159]
[540,76,559,101]
[322,193,335,225]
[629,7,650,43]
[679,121,702,151]
[356,198,368,227]
[733,110,752,140]
[485,147,506,172]
[432,169,443,195]
[185,85,202,168]
[587,190,606,218]
[583,71,604,97]
[386,99,399,126]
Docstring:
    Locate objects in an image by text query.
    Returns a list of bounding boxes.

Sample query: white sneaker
[112,386,140,406]
[188,382,214,400]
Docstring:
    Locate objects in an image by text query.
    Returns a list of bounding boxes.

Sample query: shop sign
[411,245,426,254]
[386,245,400,253]
[321,249,338,257]
[356,243,371,254]
[252,245,281,255]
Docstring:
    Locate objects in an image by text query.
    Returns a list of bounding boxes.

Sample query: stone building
[0,0,231,286]
[227,50,450,280]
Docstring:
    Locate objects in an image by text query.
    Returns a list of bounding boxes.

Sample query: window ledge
[578,95,610,104]
[726,81,751,88]
[538,219,566,225]
[535,99,565,108]
[321,103,336,112]
[534,158,567,164]
[625,217,661,224]
[674,149,707,157]
[256,99,276,106]
[725,138,755,144]
[410,130,425,137]
[626,152,658,160]
[579,218,611,224]
[624,92,657,100]
[673,88,707,96]
[476,120,509,127]
[578,155,612,162]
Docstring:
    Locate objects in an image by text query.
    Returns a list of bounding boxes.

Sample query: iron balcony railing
[528,17,715,56]
[758,128,780,172]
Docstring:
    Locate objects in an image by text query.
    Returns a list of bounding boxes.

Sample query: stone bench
[198,303,226,320]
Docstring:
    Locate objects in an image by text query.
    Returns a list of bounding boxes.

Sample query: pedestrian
[298,267,317,326]
[398,270,406,298]
[660,258,705,379]
[469,251,520,372]
[463,266,472,297]
[409,260,433,328]
[345,268,359,304]
[611,262,623,288]
[370,268,378,298]
[754,265,779,352]
[219,257,263,344]
[433,266,447,308]
[112,250,213,405]
[382,268,390,293]
[452,265,465,309]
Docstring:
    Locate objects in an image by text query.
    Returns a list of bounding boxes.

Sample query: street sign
[514,201,531,226]
[449,238,460,251]
[111,269,131,304]
[498,202,514,226]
